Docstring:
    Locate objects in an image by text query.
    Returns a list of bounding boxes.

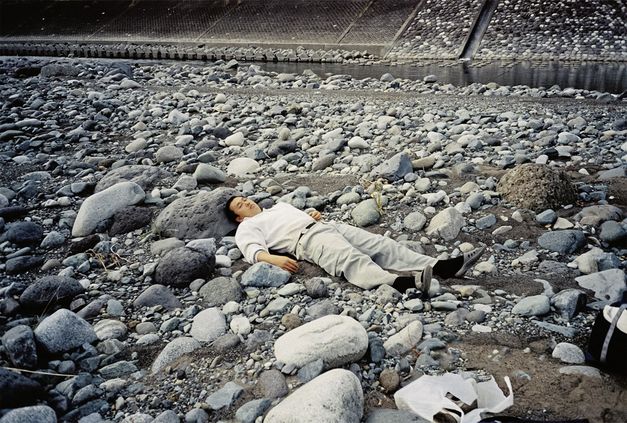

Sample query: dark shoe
[454,246,486,278]
[415,264,432,299]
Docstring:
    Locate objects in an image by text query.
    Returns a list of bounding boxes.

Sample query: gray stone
[99,360,138,379]
[19,275,84,310]
[0,405,56,423]
[538,230,586,254]
[198,277,241,306]
[351,199,380,227]
[534,321,577,337]
[304,278,328,298]
[575,204,623,226]
[297,358,324,383]
[536,209,557,225]
[95,165,170,193]
[41,63,79,77]
[151,337,201,374]
[109,206,154,235]
[258,369,289,398]
[375,283,401,305]
[274,315,368,369]
[153,188,239,240]
[5,255,44,274]
[425,207,465,240]
[235,399,272,423]
[154,247,215,288]
[576,269,626,302]
[403,211,427,231]
[551,289,587,320]
[153,410,181,423]
[155,145,183,163]
[133,284,183,310]
[497,164,576,211]
[264,369,363,423]
[307,300,340,319]
[476,214,497,229]
[184,408,209,423]
[6,222,44,246]
[190,308,226,342]
[40,231,66,249]
[240,262,291,288]
[1,325,38,369]
[370,152,412,181]
[72,182,145,237]
[384,321,423,356]
[599,220,626,244]
[93,319,127,341]
[552,342,585,364]
[511,295,551,316]
[194,163,226,184]
[206,381,244,410]
[34,309,97,354]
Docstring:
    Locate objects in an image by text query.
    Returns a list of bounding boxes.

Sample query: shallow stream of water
[261,60,627,94]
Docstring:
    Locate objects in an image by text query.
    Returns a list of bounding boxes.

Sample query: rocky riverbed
[0,56,626,423]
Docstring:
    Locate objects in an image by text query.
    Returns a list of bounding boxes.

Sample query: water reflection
[261,60,627,94]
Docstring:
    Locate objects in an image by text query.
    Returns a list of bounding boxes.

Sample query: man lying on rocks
[226,196,485,296]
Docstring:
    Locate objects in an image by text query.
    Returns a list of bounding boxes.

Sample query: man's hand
[308,210,322,221]
[257,252,300,273]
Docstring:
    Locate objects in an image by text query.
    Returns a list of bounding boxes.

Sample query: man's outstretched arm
[256,251,300,273]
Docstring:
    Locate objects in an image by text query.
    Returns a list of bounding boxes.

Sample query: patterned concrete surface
[0,0,420,51]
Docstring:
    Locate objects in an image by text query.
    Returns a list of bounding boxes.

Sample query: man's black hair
[225,195,241,224]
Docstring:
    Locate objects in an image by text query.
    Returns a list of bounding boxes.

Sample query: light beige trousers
[295,222,437,290]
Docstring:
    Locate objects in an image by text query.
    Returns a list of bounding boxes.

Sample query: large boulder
[154,246,215,287]
[33,309,97,354]
[95,165,170,192]
[274,315,368,369]
[497,164,576,211]
[72,181,145,237]
[264,369,363,423]
[19,275,84,310]
[153,188,239,240]
[576,269,626,303]
[370,152,412,182]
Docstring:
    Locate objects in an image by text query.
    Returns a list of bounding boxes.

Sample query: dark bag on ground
[585,291,627,374]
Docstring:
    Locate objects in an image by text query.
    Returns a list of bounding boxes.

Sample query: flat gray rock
[576,269,626,302]
[384,321,423,356]
[370,152,412,181]
[72,181,145,237]
[235,399,272,423]
[538,230,586,254]
[265,369,363,423]
[153,187,239,240]
[198,276,242,306]
[512,295,551,316]
[206,381,244,410]
[33,309,97,354]
[240,262,291,288]
[133,284,183,310]
[151,337,201,374]
[274,315,368,369]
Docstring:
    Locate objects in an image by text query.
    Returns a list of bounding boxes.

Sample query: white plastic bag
[394,373,514,423]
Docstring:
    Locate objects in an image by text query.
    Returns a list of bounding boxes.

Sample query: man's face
[229,196,262,222]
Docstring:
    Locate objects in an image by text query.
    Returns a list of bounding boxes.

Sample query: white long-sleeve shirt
[235,202,316,263]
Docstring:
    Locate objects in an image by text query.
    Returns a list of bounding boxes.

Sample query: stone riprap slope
[387,0,484,59]
[476,0,627,61]
[0,57,626,422]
